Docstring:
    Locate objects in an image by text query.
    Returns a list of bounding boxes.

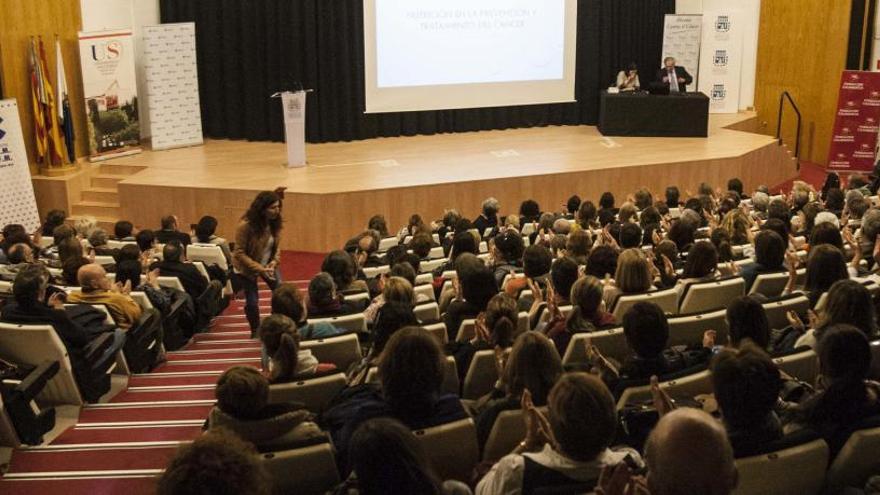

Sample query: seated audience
[113,220,136,241]
[585,244,618,279]
[473,331,563,450]
[205,366,323,451]
[0,243,35,281]
[271,283,345,339]
[342,417,472,494]
[155,214,191,246]
[258,314,321,383]
[474,197,501,237]
[504,244,552,303]
[157,430,270,495]
[448,293,517,381]
[491,230,525,288]
[603,248,655,309]
[191,215,233,266]
[674,241,719,299]
[323,250,368,293]
[789,279,876,350]
[711,343,784,457]
[150,242,209,301]
[740,230,787,292]
[476,372,640,494]
[787,324,880,456]
[800,244,849,307]
[88,228,116,256]
[307,272,362,318]
[363,270,417,324]
[725,296,771,352]
[41,209,67,237]
[543,275,615,354]
[444,261,497,342]
[67,264,143,329]
[323,327,468,470]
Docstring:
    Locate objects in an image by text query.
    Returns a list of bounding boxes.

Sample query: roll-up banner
[78,30,142,161]
[827,71,880,172]
[0,99,41,232]
[142,23,204,151]
[697,12,744,114]
[661,14,703,86]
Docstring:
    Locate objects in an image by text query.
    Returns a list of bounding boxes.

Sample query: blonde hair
[720,209,750,245]
[383,276,414,306]
[614,248,652,293]
[74,216,98,238]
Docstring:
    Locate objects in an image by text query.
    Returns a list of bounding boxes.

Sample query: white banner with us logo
[697,12,744,114]
[0,100,41,232]
[280,91,307,168]
[661,15,703,87]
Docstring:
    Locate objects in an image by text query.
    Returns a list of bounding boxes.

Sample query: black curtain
[160,0,674,143]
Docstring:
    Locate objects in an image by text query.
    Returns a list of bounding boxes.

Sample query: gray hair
[791,190,809,208]
[814,211,840,229]
[679,209,702,229]
[861,209,880,241]
[751,192,769,212]
[481,197,500,217]
[87,228,109,248]
[74,216,98,238]
[846,189,865,206]
[553,218,571,235]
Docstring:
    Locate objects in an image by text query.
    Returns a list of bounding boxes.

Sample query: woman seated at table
[615,63,641,92]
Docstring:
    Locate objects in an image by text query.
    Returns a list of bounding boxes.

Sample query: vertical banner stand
[272,89,313,168]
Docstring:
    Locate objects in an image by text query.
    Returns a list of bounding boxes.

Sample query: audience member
[258,314,321,383]
[271,283,345,339]
[67,264,143,329]
[155,215,191,246]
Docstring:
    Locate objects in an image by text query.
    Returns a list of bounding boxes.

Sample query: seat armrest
[2,360,60,401]
[83,332,114,363]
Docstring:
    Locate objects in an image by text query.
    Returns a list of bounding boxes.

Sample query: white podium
[273,90,312,168]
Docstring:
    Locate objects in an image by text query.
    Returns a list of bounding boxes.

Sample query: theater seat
[773,349,819,386]
[666,309,728,348]
[678,277,745,314]
[826,424,880,493]
[422,321,448,344]
[267,373,347,414]
[611,288,678,321]
[482,407,548,462]
[414,302,440,322]
[462,349,500,400]
[0,323,83,407]
[308,313,367,333]
[616,369,712,411]
[761,293,809,331]
[367,356,459,396]
[733,439,829,495]
[563,327,628,366]
[414,418,479,483]
[299,333,362,371]
[748,272,790,298]
[261,442,340,495]
[186,244,228,271]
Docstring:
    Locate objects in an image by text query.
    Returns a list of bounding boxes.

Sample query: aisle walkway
[0,288,275,494]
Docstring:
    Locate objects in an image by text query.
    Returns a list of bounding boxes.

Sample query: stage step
[71,200,121,218]
[91,174,129,189]
[81,187,119,203]
[99,163,147,176]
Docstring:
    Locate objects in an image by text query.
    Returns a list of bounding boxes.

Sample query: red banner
[827,70,880,172]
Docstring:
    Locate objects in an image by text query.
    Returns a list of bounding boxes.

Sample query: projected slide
[376,1,565,88]
[364,0,578,113]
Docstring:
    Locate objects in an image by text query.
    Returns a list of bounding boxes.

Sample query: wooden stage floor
[109,112,797,252]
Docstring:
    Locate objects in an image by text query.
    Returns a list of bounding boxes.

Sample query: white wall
[677,0,760,111]
[80,0,160,139]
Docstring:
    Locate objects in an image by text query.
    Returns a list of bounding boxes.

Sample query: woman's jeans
[234,268,282,334]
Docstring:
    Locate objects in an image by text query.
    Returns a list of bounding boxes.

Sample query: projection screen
[364,0,579,113]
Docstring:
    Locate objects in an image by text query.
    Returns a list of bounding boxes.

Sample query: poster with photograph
[0,99,41,232]
[78,30,141,161]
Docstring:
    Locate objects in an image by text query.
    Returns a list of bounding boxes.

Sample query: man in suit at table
[656,57,693,93]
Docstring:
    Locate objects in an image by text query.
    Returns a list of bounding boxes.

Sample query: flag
[55,37,75,163]
[28,38,48,165]
[38,37,65,166]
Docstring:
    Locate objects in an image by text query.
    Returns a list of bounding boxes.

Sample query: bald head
[645,409,737,495]
[77,263,109,290]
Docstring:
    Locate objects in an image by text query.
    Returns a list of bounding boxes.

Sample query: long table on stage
[598,91,710,137]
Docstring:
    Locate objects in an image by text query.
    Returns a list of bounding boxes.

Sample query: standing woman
[234,190,283,334]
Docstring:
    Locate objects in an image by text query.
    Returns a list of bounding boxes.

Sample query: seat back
[455,319,477,343]
[187,244,228,271]
[667,309,728,347]
[191,261,212,282]
[414,283,436,302]
[748,272,790,298]
[308,313,367,333]
[762,294,809,331]
[362,265,390,279]
[367,356,459,396]
[870,339,880,380]
[616,369,712,410]
[106,239,136,250]
[414,302,440,322]
[462,350,499,400]
[422,321,448,345]
[377,237,398,252]
[483,407,548,462]
[0,323,83,406]
[261,442,340,495]
[611,288,678,321]
[157,276,186,292]
[773,349,819,385]
[826,426,880,493]
[267,373,347,414]
[299,333,362,371]
[563,328,628,366]
[93,255,115,266]
[0,280,12,295]
[733,439,829,495]
[414,418,479,483]
[420,258,446,273]
[414,273,433,285]
[678,277,745,314]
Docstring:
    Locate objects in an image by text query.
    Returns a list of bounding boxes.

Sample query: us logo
[715,16,730,32]
[713,50,728,66]
[711,84,726,100]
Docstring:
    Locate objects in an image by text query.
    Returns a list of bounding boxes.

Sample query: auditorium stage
[98,112,795,252]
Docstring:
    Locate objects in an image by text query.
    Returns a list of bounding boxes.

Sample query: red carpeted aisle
[0,277,292,494]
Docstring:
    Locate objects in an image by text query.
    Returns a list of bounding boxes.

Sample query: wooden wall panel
[0,0,88,171]
[118,140,797,253]
[753,0,853,166]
